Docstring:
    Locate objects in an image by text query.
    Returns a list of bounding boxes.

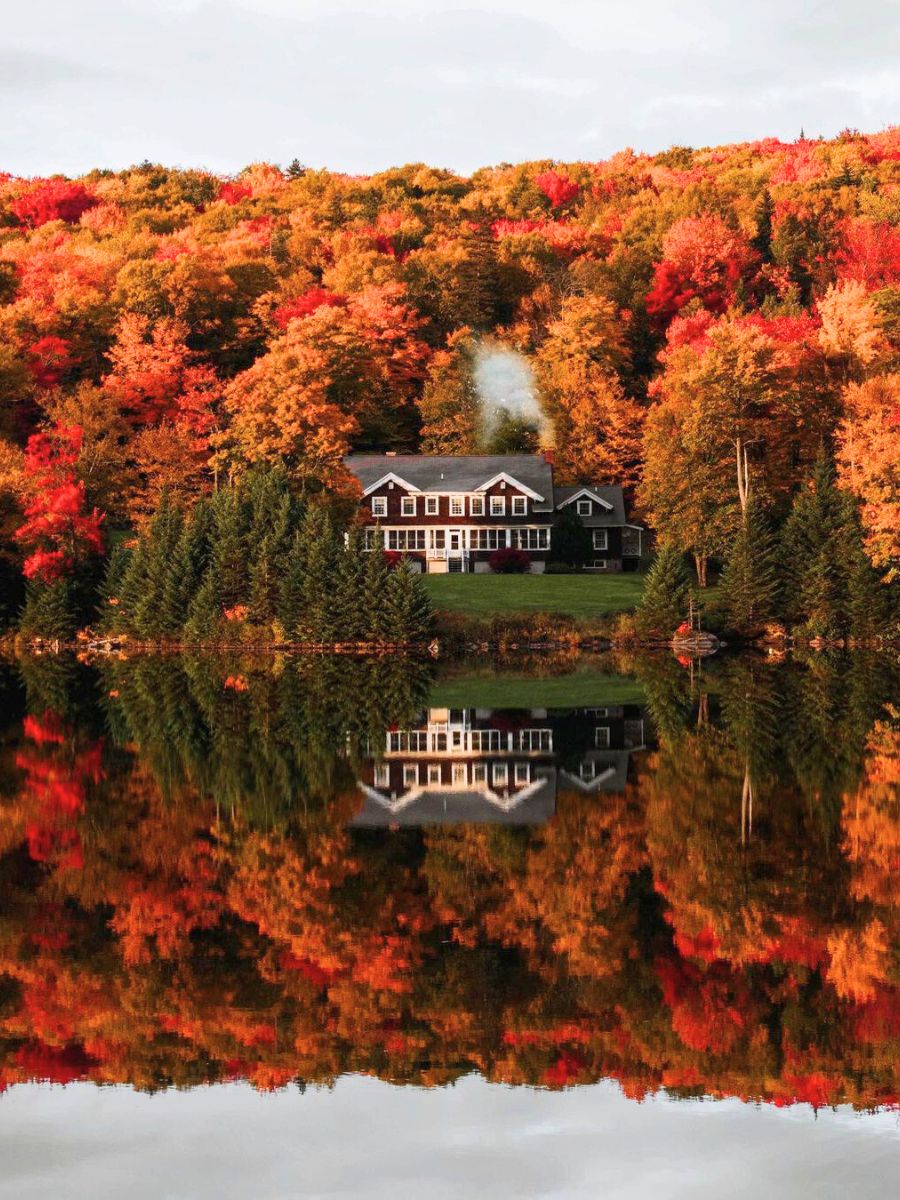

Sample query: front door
[448,530,462,552]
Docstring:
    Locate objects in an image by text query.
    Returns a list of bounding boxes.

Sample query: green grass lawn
[422,572,646,619]
[429,669,645,709]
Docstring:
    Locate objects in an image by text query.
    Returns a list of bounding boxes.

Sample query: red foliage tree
[14,425,104,582]
[646,214,759,325]
[10,179,98,228]
[272,288,348,329]
[26,336,78,388]
[535,169,580,208]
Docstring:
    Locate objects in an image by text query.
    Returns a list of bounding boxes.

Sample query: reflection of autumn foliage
[0,656,899,1112]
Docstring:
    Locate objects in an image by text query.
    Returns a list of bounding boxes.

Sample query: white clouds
[0,1,898,174]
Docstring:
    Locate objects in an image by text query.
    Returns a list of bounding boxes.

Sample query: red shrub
[489,547,531,574]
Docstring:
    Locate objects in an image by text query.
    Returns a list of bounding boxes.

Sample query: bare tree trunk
[735,437,751,515]
[694,553,708,588]
[741,763,754,846]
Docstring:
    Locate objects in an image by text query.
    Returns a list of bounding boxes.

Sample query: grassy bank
[422,573,646,621]
[429,668,646,708]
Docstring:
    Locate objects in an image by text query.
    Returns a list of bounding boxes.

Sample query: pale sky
[2,0,900,176]
[1,1076,899,1199]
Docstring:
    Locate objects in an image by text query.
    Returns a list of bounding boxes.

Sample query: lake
[0,649,898,1198]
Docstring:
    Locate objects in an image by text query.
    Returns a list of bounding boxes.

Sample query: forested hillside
[0,130,898,629]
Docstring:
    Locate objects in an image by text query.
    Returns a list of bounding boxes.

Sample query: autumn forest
[1,130,899,638]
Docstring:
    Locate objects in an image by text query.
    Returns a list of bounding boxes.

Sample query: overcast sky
[2,0,900,177]
[1,1076,899,1199]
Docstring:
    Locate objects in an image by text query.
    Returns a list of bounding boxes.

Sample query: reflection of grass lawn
[429,671,646,709]
[422,573,647,619]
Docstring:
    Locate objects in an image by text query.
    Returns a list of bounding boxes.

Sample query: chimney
[542,449,555,466]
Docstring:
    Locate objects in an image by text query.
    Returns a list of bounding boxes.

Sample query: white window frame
[371,496,387,518]
[492,762,509,786]
[401,495,416,517]
[425,496,439,516]
[449,495,465,517]
[514,762,530,785]
[472,763,487,785]
[374,763,390,787]
[593,559,608,571]
[595,726,611,749]
[593,529,608,550]
[427,763,441,785]
[452,763,468,786]
[511,496,527,516]
[469,495,485,516]
[577,499,592,516]
[403,763,418,787]
[490,495,506,516]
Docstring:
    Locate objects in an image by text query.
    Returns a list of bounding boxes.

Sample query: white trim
[469,495,485,516]
[449,494,465,517]
[371,496,387,518]
[425,496,439,515]
[490,495,506,516]
[593,529,608,550]
[475,472,545,502]
[361,472,420,497]
[511,496,528,516]
[557,487,614,512]
[400,495,417,516]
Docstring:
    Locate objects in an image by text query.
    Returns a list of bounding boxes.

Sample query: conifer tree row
[102,468,434,645]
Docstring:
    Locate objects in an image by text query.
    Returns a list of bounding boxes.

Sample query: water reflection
[0,650,898,1110]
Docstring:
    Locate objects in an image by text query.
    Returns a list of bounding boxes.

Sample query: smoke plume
[471,340,552,448]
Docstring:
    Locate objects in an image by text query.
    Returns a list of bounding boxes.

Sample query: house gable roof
[345,455,555,511]
[553,485,631,527]
[556,486,614,512]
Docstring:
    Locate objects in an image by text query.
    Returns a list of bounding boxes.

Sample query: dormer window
[577,499,592,516]
[425,496,439,515]
[490,496,506,516]
[470,496,485,516]
[511,496,527,516]
[401,496,416,517]
[371,496,387,518]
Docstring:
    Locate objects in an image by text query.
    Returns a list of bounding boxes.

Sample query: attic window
[577,499,592,516]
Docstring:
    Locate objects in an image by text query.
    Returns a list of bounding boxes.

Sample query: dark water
[0,650,898,1197]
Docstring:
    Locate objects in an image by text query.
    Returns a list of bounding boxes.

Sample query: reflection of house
[351,705,647,827]
[345,454,643,573]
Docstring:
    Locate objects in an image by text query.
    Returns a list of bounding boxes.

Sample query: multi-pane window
[386,529,426,551]
[492,763,509,786]
[511,496,527,516]
[374,763,390,788]
[593,559,608,570]
[514,762,530,785]
[593,529,608,550]
[471,729,505,752]
[452,763,468,786]
[490,495,506,516]
[595,726,611,748]
[516,528,550,551]
[450,495,465,516]
[403,764,419,786]
[577,499,592,516]
[388,731,428,752]
[427,764,442,784]
[472,763,487,785]
[517,729,552,752]
[401,496,416,516]
[473,529,506,551]
[371,496,387,517]
[425,496,439,515]
[470,496,485,516]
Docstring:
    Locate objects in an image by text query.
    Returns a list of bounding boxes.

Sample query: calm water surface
[0,650,898,1198]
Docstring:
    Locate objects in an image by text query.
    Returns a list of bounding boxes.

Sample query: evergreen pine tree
[278,528,307,640]
[720,499,778,635]
[132,495,184,638]
[329,527,367,641]
[780,447,857,637]
[19,578,77,640]
[551,506,592,569]
[383,559,434,643]
[362,529,392,641]
[114,536,151,635]
[160,500,213,636]
[299,506,339,641]
[99,542,133,632]
[635,544,691,637]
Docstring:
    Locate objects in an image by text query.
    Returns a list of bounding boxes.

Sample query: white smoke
[471,340,552,448]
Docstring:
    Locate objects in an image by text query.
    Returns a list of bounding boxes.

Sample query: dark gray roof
[350,772,556,827]
[554,485,638,527]
[345,454,555,511]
